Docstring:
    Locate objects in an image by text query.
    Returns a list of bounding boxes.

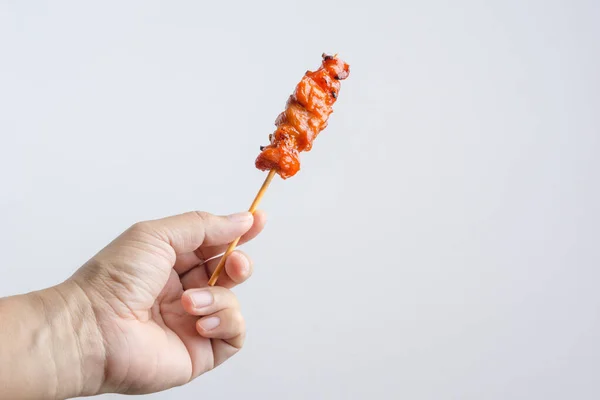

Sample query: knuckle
[233,310,246,331]
[230,293,241,309]
[192,211,210,223]
[237,330,247,348]
[217,287,240,309]
[129,220,152,235]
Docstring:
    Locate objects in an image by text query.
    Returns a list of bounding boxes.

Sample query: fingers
[131,211,254,257]
[173,210,266,276]
[196,309,245,346]
[202,250,253,288]
[200,210,267,260]
[222,250,254,285]
[182,286,238,315]
[180,250,253,290]
[181,287,245,349]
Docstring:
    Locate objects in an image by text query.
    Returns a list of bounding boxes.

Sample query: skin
[0,210,267,399]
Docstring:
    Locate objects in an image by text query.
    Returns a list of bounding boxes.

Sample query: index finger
[133,211,254,256]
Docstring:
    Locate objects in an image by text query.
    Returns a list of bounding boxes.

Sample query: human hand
[62,210,266,396]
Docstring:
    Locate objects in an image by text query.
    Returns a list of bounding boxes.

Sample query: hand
[66,210,266,395]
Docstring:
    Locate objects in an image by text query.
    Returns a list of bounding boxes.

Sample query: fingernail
[189,290,213,309]
[199,316,220,331]
[228,212,253,222]
[238,253,250,274]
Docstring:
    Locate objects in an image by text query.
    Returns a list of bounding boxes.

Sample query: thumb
[136,211,254,255]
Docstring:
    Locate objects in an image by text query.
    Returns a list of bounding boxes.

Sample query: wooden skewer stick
[208,168,277,286]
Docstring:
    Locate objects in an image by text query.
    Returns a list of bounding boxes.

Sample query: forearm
[0,281,105,399]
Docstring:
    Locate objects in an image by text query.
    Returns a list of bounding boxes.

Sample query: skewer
[208,168,277,286]
[208,53,349,285]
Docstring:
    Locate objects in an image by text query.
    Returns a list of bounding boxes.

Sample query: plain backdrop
[1,1,599,399]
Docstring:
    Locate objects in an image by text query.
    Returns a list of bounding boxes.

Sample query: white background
[1,1,599,399]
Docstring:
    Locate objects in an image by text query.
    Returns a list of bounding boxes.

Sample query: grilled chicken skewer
[208,53,350,286]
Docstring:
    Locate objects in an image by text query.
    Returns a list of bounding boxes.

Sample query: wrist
[36,280,107,398]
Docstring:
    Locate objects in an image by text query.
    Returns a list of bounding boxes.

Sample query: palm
[105,270,217,394]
